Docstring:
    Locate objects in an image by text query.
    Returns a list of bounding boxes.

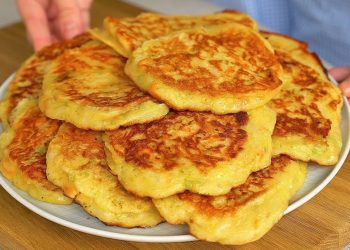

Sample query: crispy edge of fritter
[260,31,328,77]
[0,99,71,204]
[0,101,8,130]
[153,158,307,245]
[0,54,39,130]
[39,86,169,131]
[88,28,130,57]
[91,10,258,58]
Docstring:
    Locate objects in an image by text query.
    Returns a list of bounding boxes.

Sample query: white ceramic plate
[0,74,349,243]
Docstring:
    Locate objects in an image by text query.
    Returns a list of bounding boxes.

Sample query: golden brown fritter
[0,99,71,204]
[104,105,276,198]
[262,32,343,165]
[39,39,168,131]
[0,34,92,129]
[89,10,258,57]
[46,123,163,227]
[153,155,307,245]
[125,24,283,113]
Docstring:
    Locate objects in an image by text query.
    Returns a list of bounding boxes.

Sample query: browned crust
[105,10,257,53]
[219,9,256,28]
[261,31,329,78]
[51,42,153,108]
[36,33,92,61]
[263,32,341,143]
[55,123,164,227]
[140,29,281,95]
[270,52,333,139]
[7,105,62,191]
[106,111,248,172]
[270,57,332,141]
[55,124,106,163]
[177,155,291,216]
[260,30,308,50]
[310,52,330,80]
[4,33,92,120]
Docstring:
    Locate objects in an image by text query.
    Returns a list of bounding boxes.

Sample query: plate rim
[0,73,349,242]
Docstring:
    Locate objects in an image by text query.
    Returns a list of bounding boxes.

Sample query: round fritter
[262,32,343,165]
[46,123,163,227]
[153,155,307,245]
[0,99,71,204]
[260,31,328,76]
[39,39,168,131]
[89,10,258,58]
[125,24,283,113]
[0,34,92,129]
[104,105,276,198]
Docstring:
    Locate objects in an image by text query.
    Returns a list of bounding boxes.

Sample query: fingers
[329,66,350,82]
[48,21,60,42]
[54,0,85,39]
[17,0,92,50]
[77,0,93,30]
[16,0,52,51]
[81,10,90,30]
[329,66,350,98]
[339,77,350,97]
[76,0,93,10]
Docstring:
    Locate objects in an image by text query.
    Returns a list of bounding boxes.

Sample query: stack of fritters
[0,10,342,245]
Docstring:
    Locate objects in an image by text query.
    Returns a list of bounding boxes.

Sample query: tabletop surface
[0,0,350,249]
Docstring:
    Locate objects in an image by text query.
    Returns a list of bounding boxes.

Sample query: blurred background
[0,0,20,27]
[0,0,222,28]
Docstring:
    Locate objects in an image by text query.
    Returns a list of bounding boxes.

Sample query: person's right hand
[16,0,93,51]
[329,66,350,98]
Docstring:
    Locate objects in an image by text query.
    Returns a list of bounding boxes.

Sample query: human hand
[17,0,93,51]
[329,66,350,98]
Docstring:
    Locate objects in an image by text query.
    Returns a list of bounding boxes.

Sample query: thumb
[329,66,350,82]
[54,0,84,39]
[339,77,350,97]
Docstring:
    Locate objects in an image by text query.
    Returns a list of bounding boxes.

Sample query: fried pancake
[89,10,258,57]
[153,155,307,245]
[125,24,283,113]
[46,123,163,227]
[0,99,71,204]
[0,34,92,129]
[262,32,343,165]
[39,39,168,131]
[104,105,276,198]
[260,31,327,76]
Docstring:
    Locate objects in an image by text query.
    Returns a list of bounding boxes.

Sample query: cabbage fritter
[154,155,306,245]
[104,106,276,198]
[46,123,163,227]
[262,32,342,165]
[125,24,283,113]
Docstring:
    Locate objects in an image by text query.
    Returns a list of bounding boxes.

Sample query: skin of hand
[16,0,93,51]
[329,66,350,98]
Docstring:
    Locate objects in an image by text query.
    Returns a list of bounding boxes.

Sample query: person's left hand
[329,66,350,98]
[17,0,93,51]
